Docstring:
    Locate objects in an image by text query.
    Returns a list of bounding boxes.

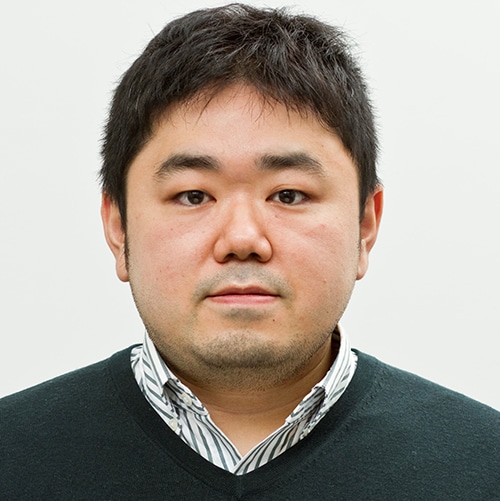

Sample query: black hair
[100,3,379,226]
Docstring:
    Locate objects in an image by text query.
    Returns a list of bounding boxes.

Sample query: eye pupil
[187,191,204,204]
[278,190,296,204]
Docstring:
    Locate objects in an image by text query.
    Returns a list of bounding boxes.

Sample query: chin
[197,331,286,367]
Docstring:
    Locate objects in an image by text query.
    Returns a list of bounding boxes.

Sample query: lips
[205,285,279,304]
[207,285,277,297]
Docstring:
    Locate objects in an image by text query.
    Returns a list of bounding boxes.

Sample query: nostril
[212,205,273,262]
[213,233,273,263]
[220,250,268,263]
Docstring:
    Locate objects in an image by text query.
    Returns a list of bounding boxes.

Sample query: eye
[175,190,213,206]
[270,190,308,205]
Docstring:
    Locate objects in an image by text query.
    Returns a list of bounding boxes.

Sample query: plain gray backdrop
[1,0,499,410]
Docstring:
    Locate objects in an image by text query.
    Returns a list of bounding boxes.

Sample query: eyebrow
[154,151,326,179]
[154,154,220,179]
[257,152,325,176]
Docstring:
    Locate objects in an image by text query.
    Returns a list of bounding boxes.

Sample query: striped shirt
[131,326,356,474]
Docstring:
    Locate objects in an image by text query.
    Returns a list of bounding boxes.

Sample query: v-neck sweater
[1,346,499,500]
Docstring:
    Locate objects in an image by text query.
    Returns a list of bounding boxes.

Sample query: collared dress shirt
[131,326,356,474]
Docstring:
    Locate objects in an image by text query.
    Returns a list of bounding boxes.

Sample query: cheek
[285,221,360,289]
[129,213,219,287]
[299,219,359,258]
[128,221,194,285]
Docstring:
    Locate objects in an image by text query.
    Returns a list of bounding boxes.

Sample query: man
[1,4,498,499]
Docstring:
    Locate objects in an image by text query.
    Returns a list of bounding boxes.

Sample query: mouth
[206,286,279,305]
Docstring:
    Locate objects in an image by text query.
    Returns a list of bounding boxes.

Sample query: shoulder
[0,345,181,499]
[355,350,499,421]
[346,351,499,465]
[0,346,136,432]
[311,351,500,497]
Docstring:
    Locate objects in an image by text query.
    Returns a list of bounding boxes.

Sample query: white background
[1,1,499,410]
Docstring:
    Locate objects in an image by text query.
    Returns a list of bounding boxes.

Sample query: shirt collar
[140,324,356,420]
[140,335,207,415]
[286,324,356,425]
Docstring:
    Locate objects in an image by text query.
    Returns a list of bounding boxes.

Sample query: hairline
[113,82,369,227]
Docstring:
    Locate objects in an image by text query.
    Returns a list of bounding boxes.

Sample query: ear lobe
[357,185,383,280]
[101,193,129,282]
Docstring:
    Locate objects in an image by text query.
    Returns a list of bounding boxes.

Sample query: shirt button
[181,393,193,407]
[168,418,179,432]
[300,428,311,439]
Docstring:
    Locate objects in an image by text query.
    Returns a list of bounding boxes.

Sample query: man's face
[102,85,382,389]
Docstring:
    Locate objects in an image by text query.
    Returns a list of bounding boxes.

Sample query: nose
[213,199,273,263]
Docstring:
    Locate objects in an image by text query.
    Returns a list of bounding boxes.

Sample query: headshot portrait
[1,1,499,499]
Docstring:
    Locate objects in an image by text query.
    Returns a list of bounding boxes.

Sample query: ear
[357,185,383,280]
[101,193,129,282]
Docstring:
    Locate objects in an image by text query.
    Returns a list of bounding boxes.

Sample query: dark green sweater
[1,347,498,500]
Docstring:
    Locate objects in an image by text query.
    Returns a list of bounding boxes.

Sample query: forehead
[157,85,344,148]
[129,84,358,186]
[172,84,312,124]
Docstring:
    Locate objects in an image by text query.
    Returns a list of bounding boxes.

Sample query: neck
[179,336,337,455]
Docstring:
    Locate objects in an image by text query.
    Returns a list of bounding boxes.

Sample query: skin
[102,84,383,454]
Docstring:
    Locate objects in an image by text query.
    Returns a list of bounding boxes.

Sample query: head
[100,4,383,391]
[100,3,379,228]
